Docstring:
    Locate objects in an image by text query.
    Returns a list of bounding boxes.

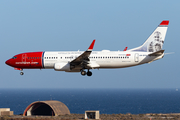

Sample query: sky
[0,0,179,89]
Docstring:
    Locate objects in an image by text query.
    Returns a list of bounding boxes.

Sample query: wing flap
[87,61,100,69]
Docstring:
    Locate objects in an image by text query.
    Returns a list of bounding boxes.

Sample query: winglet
[123,47,128,51]
[87,40,95,51]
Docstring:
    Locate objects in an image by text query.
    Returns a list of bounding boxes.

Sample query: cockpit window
[12,56,17,59]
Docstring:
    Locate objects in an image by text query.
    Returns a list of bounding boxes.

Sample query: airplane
[5,20,169,76]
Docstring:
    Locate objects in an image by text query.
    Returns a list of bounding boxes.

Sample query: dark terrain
[1,113,180,120]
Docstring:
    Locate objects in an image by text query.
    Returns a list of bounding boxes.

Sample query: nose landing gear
[20,72,24,75]
[14,68,24,75]
[19,69,24,75]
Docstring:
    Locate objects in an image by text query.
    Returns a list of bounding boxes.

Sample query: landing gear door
[134,53,139,62]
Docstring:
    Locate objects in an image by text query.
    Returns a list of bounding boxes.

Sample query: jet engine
[54,63,70,71]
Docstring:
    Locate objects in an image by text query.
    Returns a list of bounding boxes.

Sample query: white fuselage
[43,50,163,71]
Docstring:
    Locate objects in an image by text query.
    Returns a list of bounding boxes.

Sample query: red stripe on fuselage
[6,52,44,69]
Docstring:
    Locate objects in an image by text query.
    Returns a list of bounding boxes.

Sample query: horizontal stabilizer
[148,50,164,56]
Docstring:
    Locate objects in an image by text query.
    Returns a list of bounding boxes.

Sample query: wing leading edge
[70,40,95,67]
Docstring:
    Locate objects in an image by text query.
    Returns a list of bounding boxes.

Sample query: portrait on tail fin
[148,31,163,52]
[128,20,169,52]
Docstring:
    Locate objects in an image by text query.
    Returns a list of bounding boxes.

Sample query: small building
[85,110,100,119]
[0,108,13,116]
[23,100,70,116]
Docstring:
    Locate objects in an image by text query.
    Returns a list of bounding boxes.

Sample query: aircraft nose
[5,59,11,66]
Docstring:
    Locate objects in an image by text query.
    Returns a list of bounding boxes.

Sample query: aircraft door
[134,53,139,62]
[22,54,27,62]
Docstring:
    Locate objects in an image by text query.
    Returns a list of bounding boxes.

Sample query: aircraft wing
[70,40,95,67]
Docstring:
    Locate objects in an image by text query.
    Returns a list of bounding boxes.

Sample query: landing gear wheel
[20,72,24,75]
[87,71,92,76]
[81,70,86,76]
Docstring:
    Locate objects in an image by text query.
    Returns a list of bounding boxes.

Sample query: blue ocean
[0,89,180,115]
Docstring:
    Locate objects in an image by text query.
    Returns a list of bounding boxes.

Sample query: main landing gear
[81,69,92,76]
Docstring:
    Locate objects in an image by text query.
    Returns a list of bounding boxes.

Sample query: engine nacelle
[54,62,70,71]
